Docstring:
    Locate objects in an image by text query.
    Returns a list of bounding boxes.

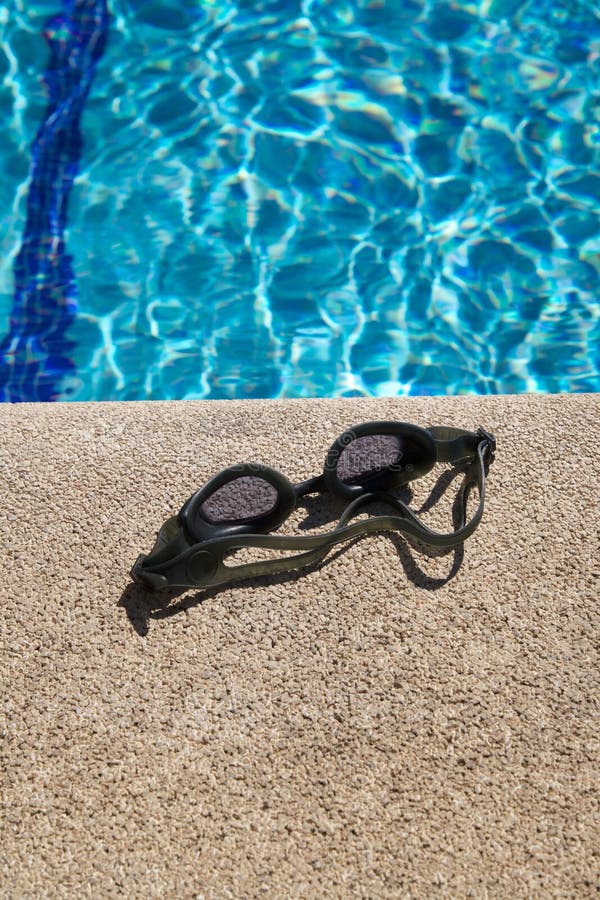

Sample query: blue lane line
[0,0,110,402]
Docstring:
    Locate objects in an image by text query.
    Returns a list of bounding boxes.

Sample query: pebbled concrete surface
[1,394,599,897]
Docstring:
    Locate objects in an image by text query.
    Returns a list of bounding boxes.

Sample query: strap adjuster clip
[130,554,146,582]
[477,427,496,464]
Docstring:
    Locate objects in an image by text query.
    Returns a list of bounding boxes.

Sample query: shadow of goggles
[131,421,496,592]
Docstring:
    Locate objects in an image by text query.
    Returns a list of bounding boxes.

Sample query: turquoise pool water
[1,0,599,401]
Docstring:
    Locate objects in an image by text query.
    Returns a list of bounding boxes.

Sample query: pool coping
[1,391,598,896]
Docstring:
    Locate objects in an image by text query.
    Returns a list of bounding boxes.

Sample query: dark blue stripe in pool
[0,0,109,402]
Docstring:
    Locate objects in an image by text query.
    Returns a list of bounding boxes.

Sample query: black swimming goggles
[131,421,496,593]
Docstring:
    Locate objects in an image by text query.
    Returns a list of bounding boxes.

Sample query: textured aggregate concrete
[1,394,599,898]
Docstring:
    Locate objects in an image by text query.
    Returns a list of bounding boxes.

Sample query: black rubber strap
[428,425,482,464]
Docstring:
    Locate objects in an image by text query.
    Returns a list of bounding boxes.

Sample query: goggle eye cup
[181,465,297,541]
[325,423,437,497]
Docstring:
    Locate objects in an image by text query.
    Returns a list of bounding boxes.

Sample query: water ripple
[0,0,598,399]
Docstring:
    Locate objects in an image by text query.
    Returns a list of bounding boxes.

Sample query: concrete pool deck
[1,393,598,897]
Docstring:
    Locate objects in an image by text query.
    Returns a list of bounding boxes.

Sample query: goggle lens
[200,475,279,524]
[336,433,405,486]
